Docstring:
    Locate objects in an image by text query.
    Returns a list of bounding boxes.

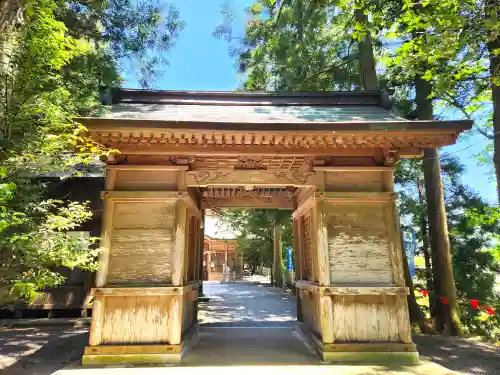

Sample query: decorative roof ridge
[101,88,384,107]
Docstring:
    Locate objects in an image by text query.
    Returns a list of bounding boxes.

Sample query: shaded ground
[0,282,498,375]
[0,326,88,375]
[414,334,500,375]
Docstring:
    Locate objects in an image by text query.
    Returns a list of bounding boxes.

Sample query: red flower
[469,299,479,309]
[440,296,449,305]
[483,307,496,315]
[420,289,428,297]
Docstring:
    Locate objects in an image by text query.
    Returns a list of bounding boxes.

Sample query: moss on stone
[321,351,420,365]
[82,354,181,366]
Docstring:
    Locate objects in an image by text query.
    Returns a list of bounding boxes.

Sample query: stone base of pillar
[295,323,419,365]
[82,323,199,365]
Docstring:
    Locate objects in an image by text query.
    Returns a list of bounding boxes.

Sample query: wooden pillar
[173,199,187,287]
[83,166,200,366]
[294,168,418,364]
[198,211,205,294]
[224,242,228,268]
[207,252,212,281]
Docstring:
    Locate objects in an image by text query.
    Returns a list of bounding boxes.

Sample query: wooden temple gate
[79,89,470,365]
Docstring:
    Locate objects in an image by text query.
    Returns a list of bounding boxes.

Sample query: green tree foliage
[221,209,292,280]
[0,0,183,301]
[369,0,500,199]
[397,156,500,339]
[60,0,184,88]
[215,1,361,91]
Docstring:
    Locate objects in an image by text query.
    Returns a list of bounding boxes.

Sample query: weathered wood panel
[107,229,173,283]
[331,295,411,343]
[101,295,173,345]
[182,285,198,337]
[326,203,392,284]
[324,171,384,192]
[113,201,175,229]
[298,288,321,336]
[114,170,179,191]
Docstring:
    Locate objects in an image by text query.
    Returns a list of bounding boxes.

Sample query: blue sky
[122,0,497,204]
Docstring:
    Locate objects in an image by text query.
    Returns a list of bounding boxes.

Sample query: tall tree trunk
[355,9,378,91]
[488,34,500,203]
[401,235,435,334]
[273,223,283,288]
[0,0,24,138]
[417,179,434,313]
[416,76,463,336]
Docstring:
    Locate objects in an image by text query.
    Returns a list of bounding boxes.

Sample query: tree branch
[301,56,356,86]
[273,0,288,30]
[476,126,494,139]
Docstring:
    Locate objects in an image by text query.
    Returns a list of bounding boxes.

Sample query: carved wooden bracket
[169,156,195,166]
[382,149,400,166]
[99,153,127,165]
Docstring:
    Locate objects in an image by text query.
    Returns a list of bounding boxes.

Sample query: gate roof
[78,89,471,156]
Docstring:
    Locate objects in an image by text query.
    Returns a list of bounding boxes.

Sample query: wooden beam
[172,199,187,286]
[317,192,397,203]
[105,168,117,190]
[95,199,113,287]
[101,143,429,158]
[107,165,189,171]
[292,194,316,219]
[386,199,406,286]
[322,342,417,353]
[82,117,471,133]
[315,201,331,286]
[320,296,334,344]
[200,196,293,209]
[92,284,198,296]
[84,345,182,355]
[88,295,104,346]
[101,191,189,200]
[314,166,396,172]
[294,282,409,296]
[186,169,316,187]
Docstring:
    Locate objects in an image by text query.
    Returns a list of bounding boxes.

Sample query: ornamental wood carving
[200,196,293,209]
[186,169,316,187]
[90,130,460,151]
[235,156,266,170]
[186,170,234,185]
[382,149,400,166]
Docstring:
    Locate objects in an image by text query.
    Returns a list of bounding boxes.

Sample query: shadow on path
[0,326,88,375]
[183,327,319,366]
[414,334,500,375]
[199,282,296,325]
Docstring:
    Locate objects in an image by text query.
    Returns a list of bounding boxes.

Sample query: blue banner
[285,247,294,271]
[402,231,416,279]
